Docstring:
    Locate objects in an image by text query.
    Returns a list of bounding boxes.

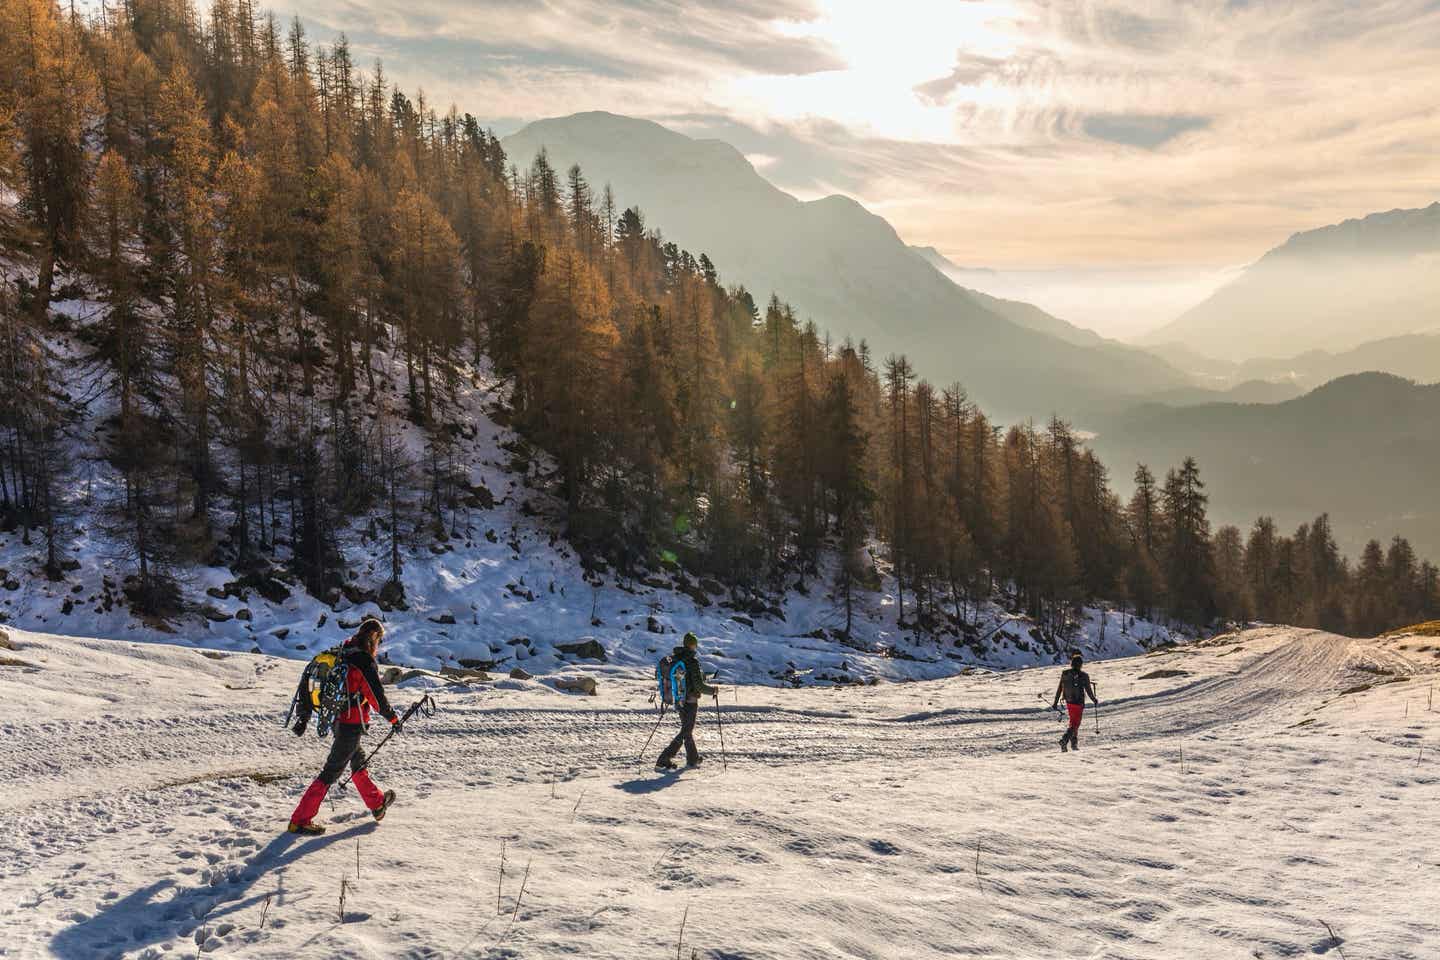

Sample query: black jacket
[673,646,717,703]
[1053,667,1097,707]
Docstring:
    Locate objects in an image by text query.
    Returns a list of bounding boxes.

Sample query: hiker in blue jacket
[655,633,719,771]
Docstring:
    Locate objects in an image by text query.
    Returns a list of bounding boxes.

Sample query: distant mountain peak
[1263,200,1440,263]
[501,111,1192,422]
[1141,200,1440,361]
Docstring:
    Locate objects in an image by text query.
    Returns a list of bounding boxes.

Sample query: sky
[270,0,1440,338]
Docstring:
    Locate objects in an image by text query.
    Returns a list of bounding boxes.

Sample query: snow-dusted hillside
[1,625,1436,958]
[1,294,1186,690]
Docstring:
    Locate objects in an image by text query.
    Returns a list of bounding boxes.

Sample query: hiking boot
[655,760,678,772]
[686,756,704,768]
[288,821,326,836]
[372,790,397,822]
[1059,736,1069,753]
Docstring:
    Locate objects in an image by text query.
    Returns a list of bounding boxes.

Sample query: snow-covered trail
[3,626,1438,959]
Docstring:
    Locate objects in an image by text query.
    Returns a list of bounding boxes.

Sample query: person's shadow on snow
[615,773,692,795]
[51,821,377,959]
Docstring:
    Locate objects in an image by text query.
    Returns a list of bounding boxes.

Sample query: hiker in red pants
[1052,653,1099,752]
[289,619,401,834]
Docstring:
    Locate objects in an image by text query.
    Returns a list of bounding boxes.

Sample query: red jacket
[338,643,399,728]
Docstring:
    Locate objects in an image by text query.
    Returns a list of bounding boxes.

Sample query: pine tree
[1160,457,1214,624]
[1,0,98,319]
[822,351,872,636]
[1244,516,1280,623]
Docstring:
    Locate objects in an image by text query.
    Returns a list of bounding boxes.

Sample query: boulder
[429,613,457,625]
[341,584,377,606]
[205,587,228,600]
[458,657,499,670]
[200,605,232,623]
[509,666,533,680]
[254,577,290,604]
[554,675,598,696]
[235,608,253,621]
[381,666,432,685]
[646,616,665,634]
[699,578,725,596]
[730,615,754,629]
[556,638,607,662]
[271,628,290,641]
[506,637,533,648]
[378,579,407,611]
[439,665,491,682]
[0,629,14,649]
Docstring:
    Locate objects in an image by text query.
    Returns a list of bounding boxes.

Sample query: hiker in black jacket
[1052,653,1099,752]
[288,619,401,834]
[656,633,719,771]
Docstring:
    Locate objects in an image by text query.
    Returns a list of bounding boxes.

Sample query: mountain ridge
[502,111,1194,423]
[1141,201,1440,360]
[1089,371,1440,557]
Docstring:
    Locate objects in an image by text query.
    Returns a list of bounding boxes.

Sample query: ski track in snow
[2,625,1438,958]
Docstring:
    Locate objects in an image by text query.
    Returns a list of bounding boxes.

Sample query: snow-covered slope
[2,625,1435,958]
[1,295,1185,689]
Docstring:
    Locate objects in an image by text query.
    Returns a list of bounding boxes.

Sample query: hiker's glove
[291,717,308,737]
[390,716,404,734]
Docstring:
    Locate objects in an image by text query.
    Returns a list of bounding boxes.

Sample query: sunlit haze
[263,0,1440,338]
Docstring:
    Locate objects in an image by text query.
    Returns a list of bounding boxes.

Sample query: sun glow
[724,1,1024,142]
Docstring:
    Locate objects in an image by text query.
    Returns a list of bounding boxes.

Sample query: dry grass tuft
[1386,621,1440,638]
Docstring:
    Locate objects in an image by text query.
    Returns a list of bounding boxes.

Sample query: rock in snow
[553,675,599,695]
[556,638,607,662]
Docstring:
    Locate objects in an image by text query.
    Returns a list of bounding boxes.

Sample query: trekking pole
[1036,693,1063,723]
[712,691,728,770]
[636,703,667,765]
[1093,684,1100,735]
[337,694,437,793]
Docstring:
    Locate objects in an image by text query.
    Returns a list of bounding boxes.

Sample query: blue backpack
[656,653,688,707]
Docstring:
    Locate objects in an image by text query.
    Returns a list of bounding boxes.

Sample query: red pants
[1066,703,1085,730]
[290,770,384,825]
[290,724,386,826]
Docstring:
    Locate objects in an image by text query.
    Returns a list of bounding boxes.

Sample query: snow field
[2,626,1437,958]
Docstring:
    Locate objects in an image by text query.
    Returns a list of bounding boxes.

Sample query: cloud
[1081,113,1211,149]
[270,0,1440,330]
[282,0,843,87]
